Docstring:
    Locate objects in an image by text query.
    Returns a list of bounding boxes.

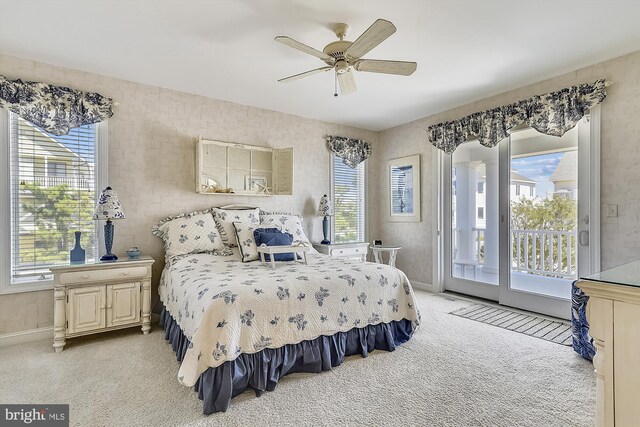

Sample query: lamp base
[100,253,118,262]
[321,216,331,245]
[101,219,118,262]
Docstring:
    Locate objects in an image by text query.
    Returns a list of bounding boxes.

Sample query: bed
[154,208,421,414]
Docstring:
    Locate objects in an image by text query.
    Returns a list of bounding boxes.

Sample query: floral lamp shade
[317,195,334,217]
[93,187,126,220]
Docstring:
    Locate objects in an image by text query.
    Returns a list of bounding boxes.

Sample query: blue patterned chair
[571,282,596,361]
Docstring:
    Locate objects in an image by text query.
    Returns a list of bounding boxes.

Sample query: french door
[442,110,599,319]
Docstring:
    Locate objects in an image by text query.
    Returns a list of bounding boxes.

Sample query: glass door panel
[508,127,578,300]
[448,140,499,294]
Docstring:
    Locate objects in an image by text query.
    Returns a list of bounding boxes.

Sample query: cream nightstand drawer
[330,247,363,257]
[313,243,369,262]
[58,266,148,285]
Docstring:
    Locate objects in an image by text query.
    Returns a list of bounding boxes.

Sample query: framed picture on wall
[387,154,420,222]
[244,175,267,191]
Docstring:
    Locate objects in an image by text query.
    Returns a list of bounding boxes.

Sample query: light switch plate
[606,204,618,217]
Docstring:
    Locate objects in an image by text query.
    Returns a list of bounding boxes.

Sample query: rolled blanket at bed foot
[160,307,413,414]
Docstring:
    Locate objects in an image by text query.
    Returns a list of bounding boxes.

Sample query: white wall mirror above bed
[196,138,293,196]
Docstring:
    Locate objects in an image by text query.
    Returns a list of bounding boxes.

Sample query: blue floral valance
[327,135,372,168]
[428,79,607,154]
[0,75,114,136]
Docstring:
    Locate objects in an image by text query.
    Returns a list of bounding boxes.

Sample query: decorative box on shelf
[50,256,154,353]
[312,242,369,262]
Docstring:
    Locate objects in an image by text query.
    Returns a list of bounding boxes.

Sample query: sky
[511,152,564,198]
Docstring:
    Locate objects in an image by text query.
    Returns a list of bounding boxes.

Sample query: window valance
[327,135,372,168]
[0,75,114,136]
[428,79,607,154]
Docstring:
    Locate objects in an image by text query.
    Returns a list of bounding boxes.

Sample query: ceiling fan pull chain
[334,71,338,97]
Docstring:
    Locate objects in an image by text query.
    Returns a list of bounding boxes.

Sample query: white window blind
[332,155,365,243]
[9,113,98,282]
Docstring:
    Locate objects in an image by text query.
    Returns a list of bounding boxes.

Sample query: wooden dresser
[50,256,154,352]
[576,260,640,427]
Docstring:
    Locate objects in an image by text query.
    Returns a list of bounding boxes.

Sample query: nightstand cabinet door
[106,282,141,327]
[67,286,106,334]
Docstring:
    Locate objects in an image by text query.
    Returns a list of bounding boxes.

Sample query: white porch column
[483,159,499,275]
[453,161,475,264]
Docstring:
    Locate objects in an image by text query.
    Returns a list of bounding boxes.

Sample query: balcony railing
[512,229,577,279]
[21,175,92,190]
[454,228,577,280]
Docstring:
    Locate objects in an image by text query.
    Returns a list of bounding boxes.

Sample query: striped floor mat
[450,304,572,346]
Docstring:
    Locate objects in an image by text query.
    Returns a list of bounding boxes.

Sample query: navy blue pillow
[254,228,295,261]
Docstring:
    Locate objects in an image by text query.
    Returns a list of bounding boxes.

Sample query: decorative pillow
[213,208,260,247]
[153,211,224,259]
[232,222,260,262]
[254,228,295,261]
[259,212,311,245]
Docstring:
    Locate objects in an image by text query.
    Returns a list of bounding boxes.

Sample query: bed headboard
[218,204,259,210]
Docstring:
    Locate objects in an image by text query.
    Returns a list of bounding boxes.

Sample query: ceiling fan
[275,19,417,96]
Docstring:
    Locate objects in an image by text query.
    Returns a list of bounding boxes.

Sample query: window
[331,155,365,243]
[477,181,484,194]
[47,161,67,177]
[477,207,484,219]
[6,113,100,284]
[516,185,521,196]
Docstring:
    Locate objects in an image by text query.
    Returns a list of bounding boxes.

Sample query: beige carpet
[0,291,595,427]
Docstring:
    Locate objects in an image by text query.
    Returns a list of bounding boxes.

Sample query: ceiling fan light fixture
[275,18,417,95]
[335,60,349,74]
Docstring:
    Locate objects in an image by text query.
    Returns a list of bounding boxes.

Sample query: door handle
[579,230,589,246]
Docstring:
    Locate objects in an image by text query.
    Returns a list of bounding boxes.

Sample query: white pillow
[156,212,224,259]
[259,212,311,245]
[212,208,260,247]
[232,222,259,262]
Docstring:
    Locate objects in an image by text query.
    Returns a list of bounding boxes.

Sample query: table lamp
[93,187,125,261]
[317,194,334,244]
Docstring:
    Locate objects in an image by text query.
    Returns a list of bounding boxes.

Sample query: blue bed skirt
[160,307,414,414]
[571,282,595,361]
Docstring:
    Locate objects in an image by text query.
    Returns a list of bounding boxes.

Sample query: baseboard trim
[0,326,52,347]
[410,280,436,293]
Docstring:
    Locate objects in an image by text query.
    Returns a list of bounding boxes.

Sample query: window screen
[332,156,365,243]
[9,113,98,281]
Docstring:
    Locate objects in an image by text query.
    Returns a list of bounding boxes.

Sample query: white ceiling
[2,0,640,131]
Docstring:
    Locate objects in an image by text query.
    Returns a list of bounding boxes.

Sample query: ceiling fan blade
[344,19,396,60]
[277,66,334,83]
[354,59,417,76]
[337,69,357,95]
[275,36,334,62]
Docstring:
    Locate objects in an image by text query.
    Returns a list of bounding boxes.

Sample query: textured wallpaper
[370,50,640,287]
[2,50,640,336]
[0,54,378,334]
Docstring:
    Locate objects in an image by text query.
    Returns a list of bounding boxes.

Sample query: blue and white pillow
[213,208,260,247]
[254,228,295,261]
[153,211,225,259]
[232,222,260,262]
[259,211,311,245]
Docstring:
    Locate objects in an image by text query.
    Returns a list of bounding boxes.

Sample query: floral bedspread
[159,250,421,387]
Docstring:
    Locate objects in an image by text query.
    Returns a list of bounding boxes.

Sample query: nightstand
[50,256,155,353]
[313,242,369,262]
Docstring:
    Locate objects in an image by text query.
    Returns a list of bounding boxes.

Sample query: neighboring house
[550,150,577,199]
[14,118,94,251]
[472,171,536,229]
[509,171,536,200]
